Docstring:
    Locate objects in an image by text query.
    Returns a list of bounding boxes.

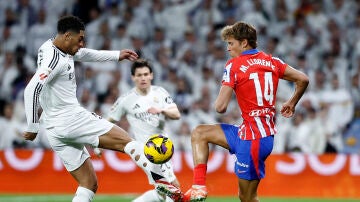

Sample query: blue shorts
[221,123,274,180]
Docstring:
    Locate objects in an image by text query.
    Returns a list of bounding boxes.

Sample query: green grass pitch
[0,195,358,202]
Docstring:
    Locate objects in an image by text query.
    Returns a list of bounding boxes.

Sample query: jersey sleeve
[271,56,287,78]
[108,96,126,122]
[158,87,177,108]
[74,48,120,62]
[221,60,236,89]
[23,48,63,133]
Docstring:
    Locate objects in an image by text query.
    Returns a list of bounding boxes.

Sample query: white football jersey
[108,86,176,143]
[24,39,120,132]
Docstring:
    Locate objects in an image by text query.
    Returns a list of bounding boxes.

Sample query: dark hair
[221,21,257,48]
[131,59,153,76]
[57,15,85,34]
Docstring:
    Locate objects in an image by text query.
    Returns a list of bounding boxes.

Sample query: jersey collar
[241,49,259,55]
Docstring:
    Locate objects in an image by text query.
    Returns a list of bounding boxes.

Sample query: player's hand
[280,103,295,118]
[94,148,103,158]
[147,107,162,115]
[119,49,138,61]
[23,132,38,141]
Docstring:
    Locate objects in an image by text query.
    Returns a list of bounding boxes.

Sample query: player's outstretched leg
[155,180,183,202]
[124,141,182,201]
[183,185,207,202]
[183,125,214,202]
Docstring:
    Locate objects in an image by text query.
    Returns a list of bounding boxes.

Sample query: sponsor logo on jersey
[134,111,159,122]
[249,108,272,116]
[39,73,48,80]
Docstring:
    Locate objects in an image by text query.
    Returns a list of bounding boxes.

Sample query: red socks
[193,164,207,185]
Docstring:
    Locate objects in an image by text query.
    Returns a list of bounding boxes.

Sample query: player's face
[67,30,85,55]
[132,67,153,91]
[226,37,243,58]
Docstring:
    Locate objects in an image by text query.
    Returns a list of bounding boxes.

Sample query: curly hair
[57,15,85,34]
[221,21,257,48]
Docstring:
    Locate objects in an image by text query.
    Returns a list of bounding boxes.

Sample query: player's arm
[23,50,59,140]
[148,89,181,119]
[23,71,44,139]
[74,48,138,62]
[280,65,309,118]
[148,105,181,120]
[107,96,126,123]
[214,85,233,113]
[161,105,181,120]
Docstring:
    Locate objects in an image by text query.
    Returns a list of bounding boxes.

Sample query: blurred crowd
[1,0,360,154]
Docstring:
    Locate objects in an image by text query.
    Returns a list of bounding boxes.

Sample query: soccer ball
[144,134,174,164]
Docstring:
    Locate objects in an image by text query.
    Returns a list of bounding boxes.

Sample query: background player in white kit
[107,59,182,202]
[22,15,180,202]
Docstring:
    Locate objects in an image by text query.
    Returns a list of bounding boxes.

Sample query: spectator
[0,102,26,149]
[342,108,360,153]
[2,0,360,153]
[26,9,55,57]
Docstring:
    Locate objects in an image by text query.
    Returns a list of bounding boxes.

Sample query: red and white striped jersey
[222,49,287,140]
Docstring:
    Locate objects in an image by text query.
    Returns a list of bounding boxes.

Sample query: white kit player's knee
[124,141,165,181]
[72,186,94,202]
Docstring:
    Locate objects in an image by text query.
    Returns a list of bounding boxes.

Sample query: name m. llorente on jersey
[24,39,121,132]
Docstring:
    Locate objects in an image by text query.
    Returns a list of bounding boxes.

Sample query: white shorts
[45,111,113,171]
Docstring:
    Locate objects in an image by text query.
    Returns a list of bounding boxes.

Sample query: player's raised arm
[74,48,138,62]
[119,49,138,61]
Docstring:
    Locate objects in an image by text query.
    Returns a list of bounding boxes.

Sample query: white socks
[124,141,150,170]
[132,189,164,202]
[72,186,94,202]
[124,141,165,183]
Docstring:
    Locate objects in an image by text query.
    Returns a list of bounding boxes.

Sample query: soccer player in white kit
[22,15,180,202]
[108,59,181,202]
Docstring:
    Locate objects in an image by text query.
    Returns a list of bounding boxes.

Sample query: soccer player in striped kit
[183,21,309,202]
[23,15,180,202]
